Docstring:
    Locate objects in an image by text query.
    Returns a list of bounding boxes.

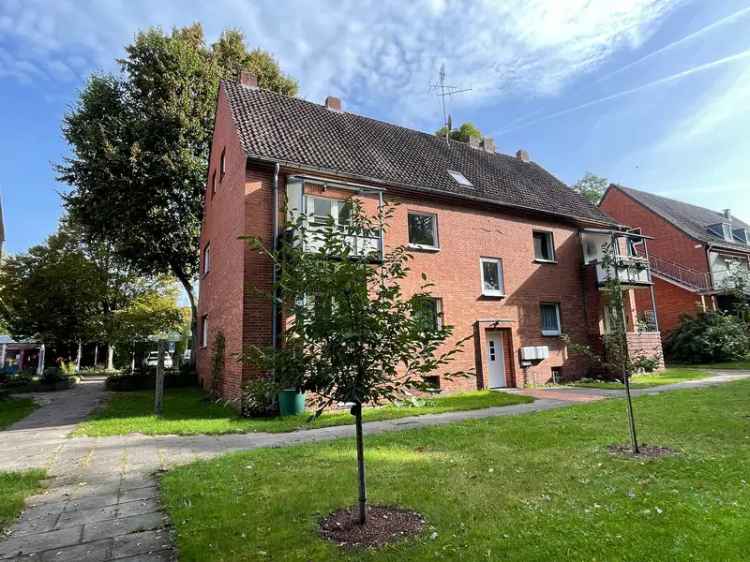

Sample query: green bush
[241,377,279,418]
[665,311,750,364]
[105,369,197,391]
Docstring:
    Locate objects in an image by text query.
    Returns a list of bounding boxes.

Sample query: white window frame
[407,211,439,250]
[540,303,562,336]
[480,257,505,297]
[533,230,556,262]
[447,169,473,188]
[305,196,351,226]
[203,243,211,276]
[201,315,209,348]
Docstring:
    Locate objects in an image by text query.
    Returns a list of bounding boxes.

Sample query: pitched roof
[612,184,750,252]
[222,81,615,226]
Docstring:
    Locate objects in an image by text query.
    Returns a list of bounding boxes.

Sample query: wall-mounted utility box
[520,346,549,361]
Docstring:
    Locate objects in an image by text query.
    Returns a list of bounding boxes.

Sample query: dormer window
[708,223,734,242]
[733,228,750,245]
[447,170,473,188]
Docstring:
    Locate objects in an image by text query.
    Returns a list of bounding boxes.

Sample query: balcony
[301,224,383,259]
[594,256,652,287]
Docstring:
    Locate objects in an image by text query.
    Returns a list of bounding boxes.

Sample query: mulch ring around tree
[608,443,677,459]
[319,505,426,549]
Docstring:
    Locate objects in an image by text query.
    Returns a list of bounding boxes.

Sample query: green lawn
[161,380,750,562]
[0,398,37,430]
[568,368,712,390]
[73,388,533,437]
[669,361,750,370]
[0,470,46,532]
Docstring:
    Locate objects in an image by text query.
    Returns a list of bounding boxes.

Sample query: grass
[0,470,46,532]
[160,380,750,562]
[668,360,750,370]
[73,388,533,437]
[568,368,713,390]
[0,397,37,430]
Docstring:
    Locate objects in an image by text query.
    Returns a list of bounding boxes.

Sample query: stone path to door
[1,371,748,561]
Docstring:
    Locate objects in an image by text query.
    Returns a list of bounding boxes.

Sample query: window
[423,375,441,392]
[551,367,563,384]
[408,212,439,249]
[540,303,561,336]
[533,231,555,262]
[201,315,209,348]
[211,170,217,197]
[306,196,352,226]
[413,297,443,332]
[447,169,473,187]
[220,148,227,180]
[203,243,211,275]
[722,223,733,241]
[480,258,505,296]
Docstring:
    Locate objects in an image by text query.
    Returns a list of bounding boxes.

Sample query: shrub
[664,311,750,364]
[105,370,198,391]
[630,351,662,373]
[210,332,225,398]
[241,377,279,418]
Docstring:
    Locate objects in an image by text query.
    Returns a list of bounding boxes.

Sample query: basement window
[447,169,473,188]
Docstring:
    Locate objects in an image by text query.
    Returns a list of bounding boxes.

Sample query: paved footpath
[1,371,748,561]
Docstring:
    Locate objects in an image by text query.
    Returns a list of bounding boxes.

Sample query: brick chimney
[481,137,496,153]
[468,135,481,149]
[325,96,342,111]
[516,149,530,162]
[239,71,257,88]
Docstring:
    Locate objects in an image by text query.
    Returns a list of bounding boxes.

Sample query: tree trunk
[623,371,639,454]
[93,344,99,368]
[107,344,115,371]
[75,342,82,372]
[353,402,368,525]
[130,348,135,374]
[174,268,198,367]
[154,340,165,416]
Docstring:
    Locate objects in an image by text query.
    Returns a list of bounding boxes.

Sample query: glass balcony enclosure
[581,228,652,287]
[285,175,384,260]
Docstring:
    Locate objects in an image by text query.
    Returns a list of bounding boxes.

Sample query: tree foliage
[435,122,482,143]
[0,220,181,360]
[243,200,472,524]
[58,23,297,358]
[664,311,749,364]
[572,172,608,205]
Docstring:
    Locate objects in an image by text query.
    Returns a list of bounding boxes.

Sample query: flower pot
[278,389,305,417]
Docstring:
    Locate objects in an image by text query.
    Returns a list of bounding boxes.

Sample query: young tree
[435,122,483,143]
[244,201,471,525]
[563,242,650,454]
[59,24,298,363]
[571,172,609,205]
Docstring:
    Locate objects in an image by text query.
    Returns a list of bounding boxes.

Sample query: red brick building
[600,185,750,338]
[197,74,663,402]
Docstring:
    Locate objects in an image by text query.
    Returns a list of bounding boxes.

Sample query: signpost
[154,340,166,416]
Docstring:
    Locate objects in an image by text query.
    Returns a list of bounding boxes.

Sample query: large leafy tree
[58,24,297,362]
[571,172,609,205]
[0,225,102,356]
[245,201,471,525]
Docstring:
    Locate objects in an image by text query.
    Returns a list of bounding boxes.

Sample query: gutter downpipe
[272,162,281,353]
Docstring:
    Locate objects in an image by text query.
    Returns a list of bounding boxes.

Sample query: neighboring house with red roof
[600,185,750,338]
[197,73,663,403]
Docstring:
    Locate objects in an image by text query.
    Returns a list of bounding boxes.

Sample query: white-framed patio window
[305,196,352,226]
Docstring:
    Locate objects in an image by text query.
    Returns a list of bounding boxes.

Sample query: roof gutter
[244,154,621,231]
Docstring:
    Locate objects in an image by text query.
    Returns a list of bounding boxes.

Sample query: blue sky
[2,0,750,255]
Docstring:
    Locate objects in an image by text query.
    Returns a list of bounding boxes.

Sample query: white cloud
[0,0,680,127]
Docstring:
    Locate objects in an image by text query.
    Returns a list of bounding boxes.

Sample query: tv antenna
[430,63,472,145]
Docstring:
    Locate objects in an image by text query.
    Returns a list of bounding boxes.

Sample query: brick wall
[634,276,705,336]
[626,332,665,370]
[196,86,251,404]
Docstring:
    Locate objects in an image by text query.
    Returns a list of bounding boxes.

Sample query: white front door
[487,333,506,388]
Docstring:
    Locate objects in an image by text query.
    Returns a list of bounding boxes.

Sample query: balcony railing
[648,254,711,292]
[594,256,652,286]
[298,224,383,260]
